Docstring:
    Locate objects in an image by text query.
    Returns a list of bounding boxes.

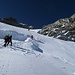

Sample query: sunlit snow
[0,22,75,75]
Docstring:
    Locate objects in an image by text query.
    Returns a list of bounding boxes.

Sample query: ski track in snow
[0,22,75,75]
[0,47,42,75]
[0,48,11,75]
[0,39,43,75]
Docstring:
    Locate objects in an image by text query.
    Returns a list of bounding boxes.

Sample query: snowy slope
[0,22,75,75]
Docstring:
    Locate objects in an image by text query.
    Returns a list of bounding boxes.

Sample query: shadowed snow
[0,22,75,75]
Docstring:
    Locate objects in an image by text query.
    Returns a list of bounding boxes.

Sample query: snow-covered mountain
[0,22,75,75]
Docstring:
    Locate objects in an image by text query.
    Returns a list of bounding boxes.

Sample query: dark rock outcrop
[38,14,75,42]
[0,17,34,29]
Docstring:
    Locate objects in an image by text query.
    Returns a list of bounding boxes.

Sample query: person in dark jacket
[4,35,12,47]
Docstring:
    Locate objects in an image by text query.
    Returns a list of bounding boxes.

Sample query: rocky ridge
[0,17,34,29]
[38,14,75,42]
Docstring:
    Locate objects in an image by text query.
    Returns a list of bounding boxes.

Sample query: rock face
[38,14,75,42]
[0,17,34,29]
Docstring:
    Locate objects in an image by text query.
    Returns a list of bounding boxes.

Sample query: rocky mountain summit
[0,17,34,29]
[38,14,75,42]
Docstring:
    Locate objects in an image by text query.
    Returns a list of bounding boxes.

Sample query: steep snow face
[0,22,31,41]
[0,22,75,75]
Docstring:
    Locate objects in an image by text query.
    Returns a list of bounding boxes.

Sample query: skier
[28,28,30,31]
[4,35,12,47]
[30,35,33,40]
[25,35,34,42]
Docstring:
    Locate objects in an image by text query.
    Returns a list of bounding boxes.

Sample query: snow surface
[0,22,75,75]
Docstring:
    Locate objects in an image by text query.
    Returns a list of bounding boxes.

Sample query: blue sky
[0,0,75,28]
